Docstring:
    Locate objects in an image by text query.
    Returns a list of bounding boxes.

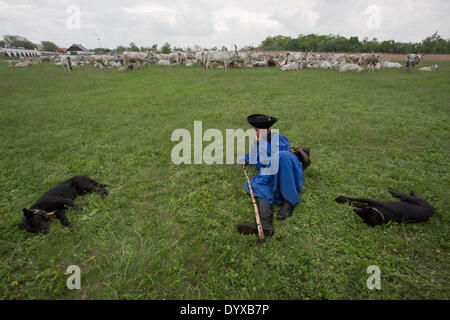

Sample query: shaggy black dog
[20,176,108,234]
[335,190,435,226]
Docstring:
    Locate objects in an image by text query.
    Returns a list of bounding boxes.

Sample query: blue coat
[239,133,303,206]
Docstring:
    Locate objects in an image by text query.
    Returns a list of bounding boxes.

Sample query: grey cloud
[0,0,448,49]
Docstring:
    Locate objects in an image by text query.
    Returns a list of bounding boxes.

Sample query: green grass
[0,60,449,299]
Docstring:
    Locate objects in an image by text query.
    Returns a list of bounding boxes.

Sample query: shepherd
[237,114,304,238]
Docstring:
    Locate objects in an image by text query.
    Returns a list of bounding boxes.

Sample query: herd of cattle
[4,49,435,72]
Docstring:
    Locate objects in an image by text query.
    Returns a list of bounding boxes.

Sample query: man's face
[255,128,268,140]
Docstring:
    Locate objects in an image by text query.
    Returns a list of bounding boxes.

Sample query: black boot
[277,200,295,220]
[237,199,274,237]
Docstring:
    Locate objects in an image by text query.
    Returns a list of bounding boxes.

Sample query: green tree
[259,35,292,51]
[3,35,36,49]
[93,48,110,54]
[41,41,58,52]
[160,42,171,54]
[286,38,300,51]
[258,32,450,54]
[129,42,139,51]
[241,45,256,51]
[348,36,360,52]
[421,31,449,53]
[114,46,127,53]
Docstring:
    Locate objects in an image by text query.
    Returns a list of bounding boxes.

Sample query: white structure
[0,47,41,57]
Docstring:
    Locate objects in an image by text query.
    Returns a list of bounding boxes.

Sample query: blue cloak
[238,132,303,206]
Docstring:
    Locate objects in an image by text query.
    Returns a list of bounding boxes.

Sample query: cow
[90,55,105,65]
[166,52,186,66]
[381,60,402,68]
[280,62,300,71]
[122,52,148,65]
[286,52,304,63]
[108,61,122,68]
[405,53,423,72]
[118,64,134,72]
[61,55,72,71]
[40,56,50,64]
[419,64,438,71]
[168,52,180,65]
[347,55,361,64]
[359,54,380,72]
[14,60,32,67]
[319,61,333,69]
[157,59,170,66]
[205,45,239,70]
[178,52,187,66]
[339,63,363,72]
[195,51,204,66]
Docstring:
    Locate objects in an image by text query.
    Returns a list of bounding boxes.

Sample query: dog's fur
[20,176,108,234]
[335,190,434,226]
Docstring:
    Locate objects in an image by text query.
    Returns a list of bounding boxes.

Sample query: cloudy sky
[0,0,449,49]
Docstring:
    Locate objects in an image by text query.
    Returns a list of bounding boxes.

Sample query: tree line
[110,42,173,54]
[0,35,59,52]
[258,32,450,54]
[2,32,449,54]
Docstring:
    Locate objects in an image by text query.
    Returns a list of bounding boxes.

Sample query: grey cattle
[404,54,423,72]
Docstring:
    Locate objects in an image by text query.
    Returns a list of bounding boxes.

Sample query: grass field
[0,60,449,299]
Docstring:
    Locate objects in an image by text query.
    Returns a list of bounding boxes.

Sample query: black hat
[247,114,278,129]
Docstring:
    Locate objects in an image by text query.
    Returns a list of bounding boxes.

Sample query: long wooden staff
[242,165,265,242]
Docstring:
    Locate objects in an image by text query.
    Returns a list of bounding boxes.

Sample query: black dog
[335,190,435,226]
[20,176,109,234]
